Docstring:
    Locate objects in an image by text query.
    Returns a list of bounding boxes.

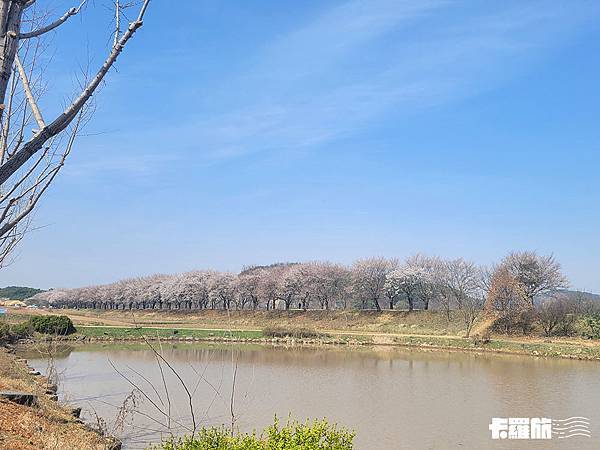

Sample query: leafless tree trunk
[0,0,151,267]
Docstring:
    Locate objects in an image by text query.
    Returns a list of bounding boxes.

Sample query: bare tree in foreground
[0,0,151,267]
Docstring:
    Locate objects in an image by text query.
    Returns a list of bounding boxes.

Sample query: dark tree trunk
[373,297,381,311]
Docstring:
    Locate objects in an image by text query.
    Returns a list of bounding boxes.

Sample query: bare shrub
[262,326,325,339]
[536,296,576,337]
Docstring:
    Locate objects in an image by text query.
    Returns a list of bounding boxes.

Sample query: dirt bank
[0,347,119,450]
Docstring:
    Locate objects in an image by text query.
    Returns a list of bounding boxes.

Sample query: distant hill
[240,262,299,275]
[538,289,600,303]
[559,290,600,301]
[0,286,44,300]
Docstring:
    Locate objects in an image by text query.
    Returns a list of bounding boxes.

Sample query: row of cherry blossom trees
[31,252,570,324]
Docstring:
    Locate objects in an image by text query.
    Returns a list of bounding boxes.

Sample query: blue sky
[1,0,599,291]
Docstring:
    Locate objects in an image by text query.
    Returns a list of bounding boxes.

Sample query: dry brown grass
[9,307,467,336]
[10,308,600,355]
[0,348,113,450]
[262,326,326,339]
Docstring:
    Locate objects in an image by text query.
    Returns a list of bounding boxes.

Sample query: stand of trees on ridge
[31,251,599,337]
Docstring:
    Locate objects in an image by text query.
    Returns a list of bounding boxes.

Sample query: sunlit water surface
[21,343,600,449]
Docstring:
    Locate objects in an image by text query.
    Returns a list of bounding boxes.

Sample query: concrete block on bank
[0,390,38,406]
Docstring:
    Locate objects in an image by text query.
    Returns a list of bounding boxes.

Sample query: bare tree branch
[0,1,146,271]
[0,0,150,187]
[0,110,83,238]
[114,0,120,48]
[14,53,44,128]
[18,0,87,39]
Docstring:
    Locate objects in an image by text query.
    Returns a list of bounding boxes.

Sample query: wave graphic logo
[490,417,592,440]
[552,417,592,439]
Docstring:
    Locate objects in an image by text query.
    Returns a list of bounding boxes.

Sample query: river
[21,343,600,449]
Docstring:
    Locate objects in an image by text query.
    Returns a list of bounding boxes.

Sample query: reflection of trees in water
[103,344,446,370]
[17,343,76,359]
[22,342,599,450]
[24,341,589,372]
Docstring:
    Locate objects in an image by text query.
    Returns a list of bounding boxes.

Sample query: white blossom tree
[277,265,303,310]
[29,252,569,320]
[385,264,426,311]
[208,272,236,310]
[307,261,350,310]
[235,270,261,310]
[352,257,397,310]
[406,254,441,310]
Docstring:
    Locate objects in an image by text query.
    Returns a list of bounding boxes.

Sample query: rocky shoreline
[0,345,121,450]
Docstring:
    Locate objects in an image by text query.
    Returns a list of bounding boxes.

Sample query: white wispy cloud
[66,152,179,178]
[172,0,597,163]
[260,0,447,82]
[75,0,600,175]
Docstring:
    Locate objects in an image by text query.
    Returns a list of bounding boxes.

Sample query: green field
[390,335,600,359]
[76,326,263,340]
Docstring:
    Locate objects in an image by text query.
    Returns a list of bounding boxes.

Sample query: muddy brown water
[21,343,600,449]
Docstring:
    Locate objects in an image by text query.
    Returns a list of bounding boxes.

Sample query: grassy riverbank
[0,348,117,449]
[2,310,599,449]
[5,307,600,360]
[57,325,600,360]
[4,308,467,335]
[77,325,263,340]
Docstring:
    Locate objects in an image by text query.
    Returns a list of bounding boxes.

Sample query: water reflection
[22,343,600,450]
